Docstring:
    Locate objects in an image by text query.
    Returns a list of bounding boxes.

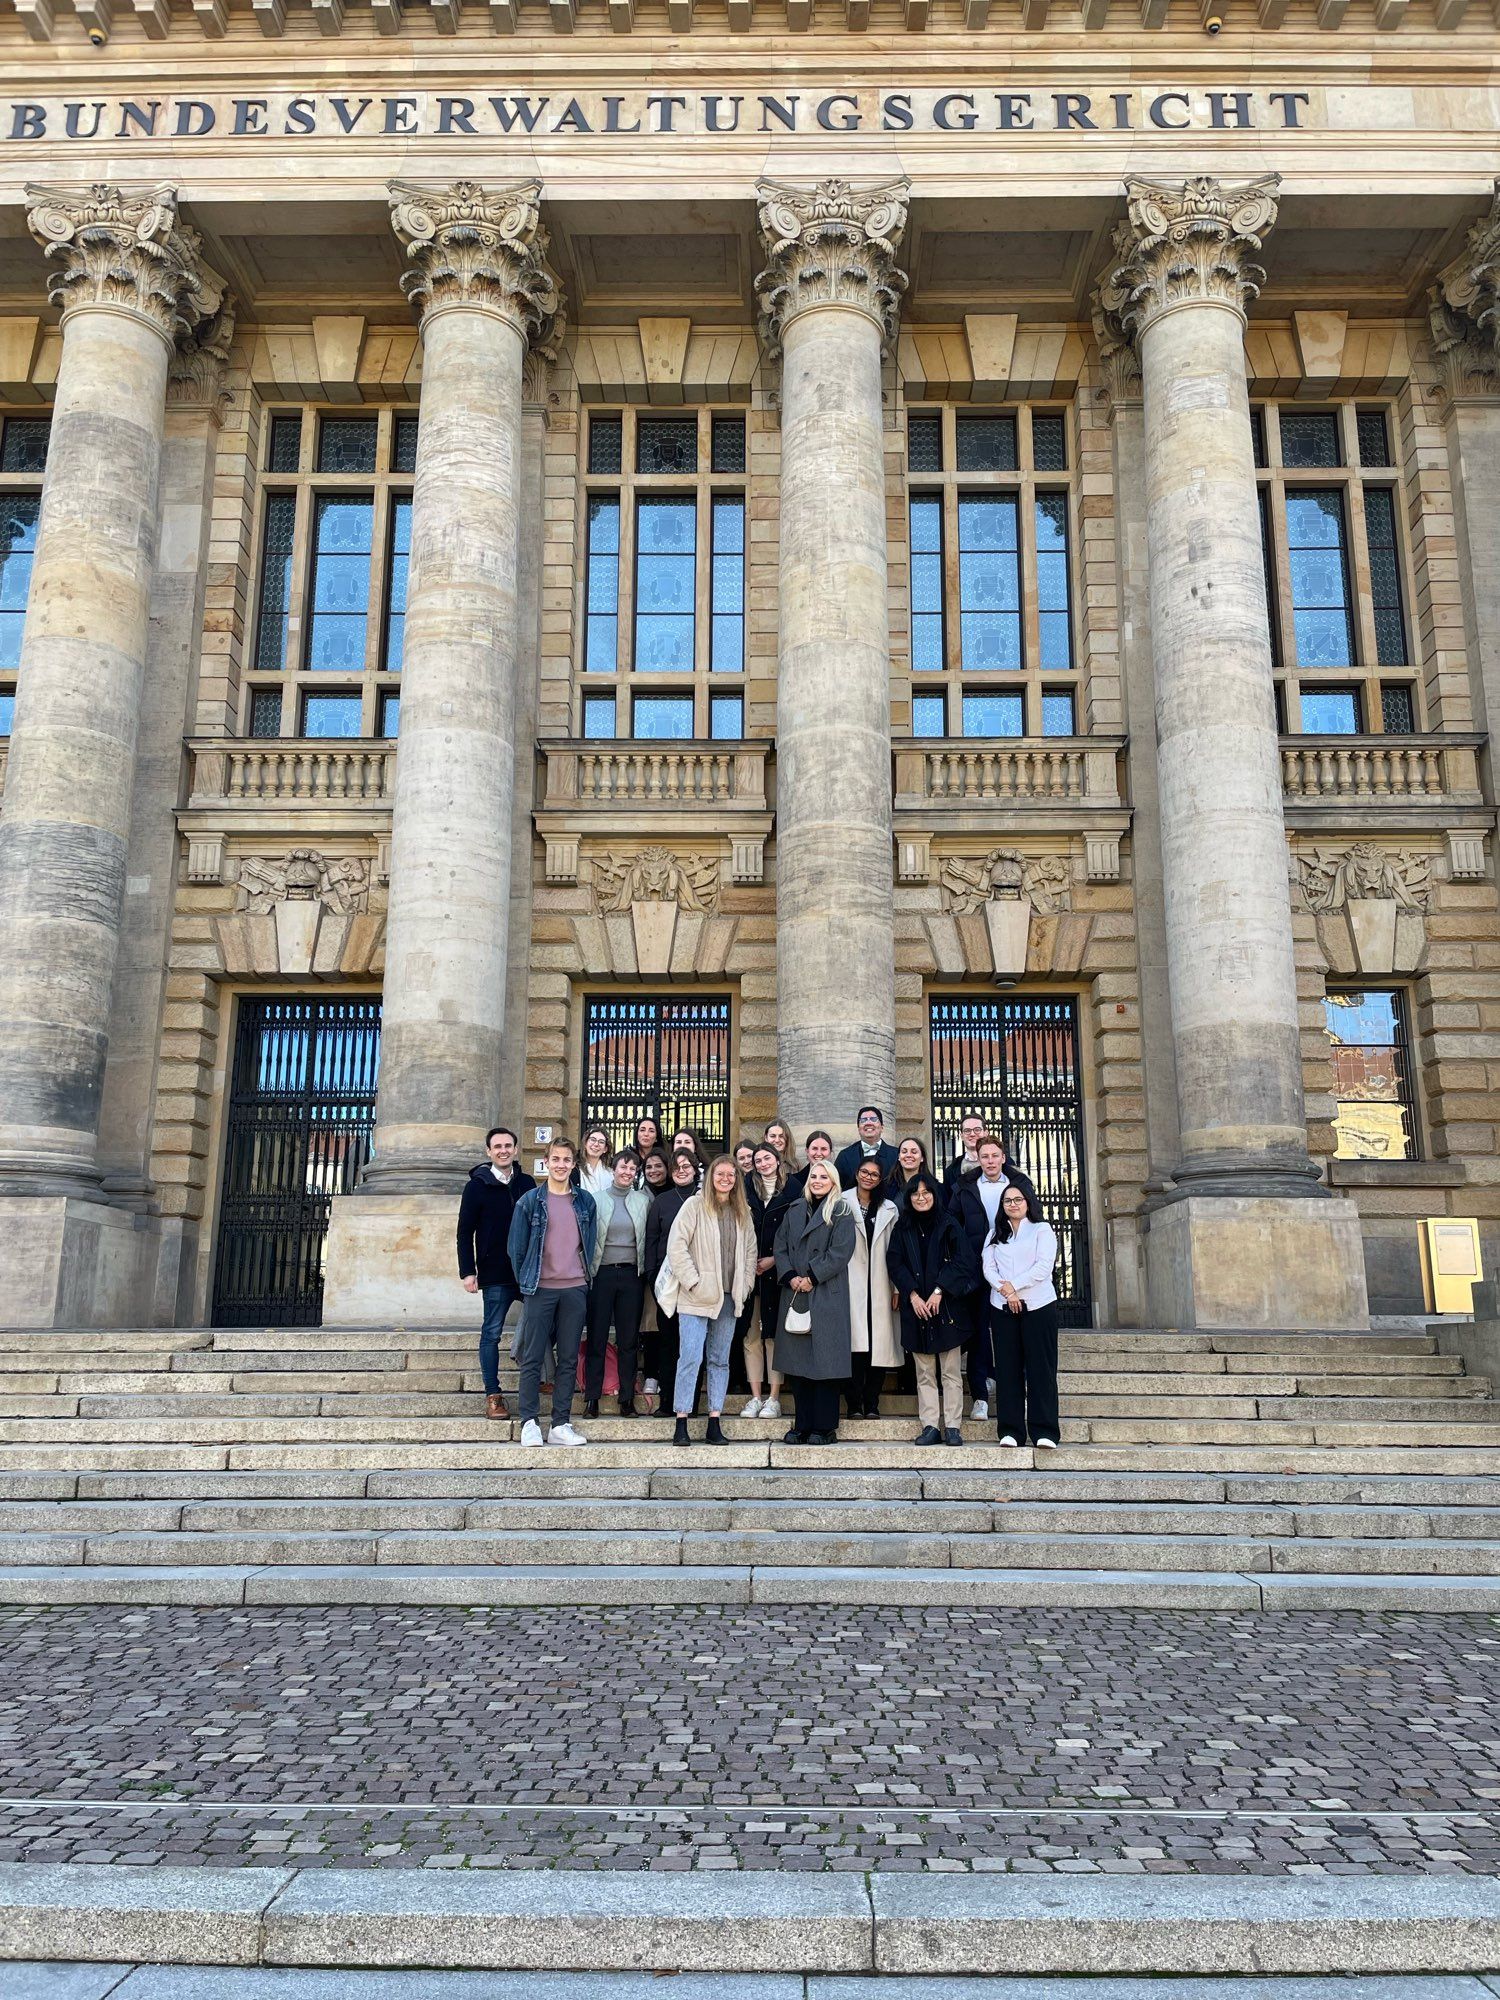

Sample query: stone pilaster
[322,179,562,1324]
[756,177,907,1147]
[1096,174,1368,1328]
[0,184,222,1324]
[1431,185,1500,763]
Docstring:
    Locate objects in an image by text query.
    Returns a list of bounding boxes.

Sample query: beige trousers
[915,1348,965,1430]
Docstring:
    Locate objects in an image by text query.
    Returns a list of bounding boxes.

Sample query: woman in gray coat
[773,1157,857,1445]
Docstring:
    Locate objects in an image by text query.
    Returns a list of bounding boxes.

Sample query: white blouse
[579,1160,614,1200]
[982,1219,1059,1311]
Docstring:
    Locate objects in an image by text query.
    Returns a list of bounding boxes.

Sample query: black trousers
[585,1263,643,1403]
[789,1376,841,1437]
[989,1298,1060,1444]
[847,1352,885,1416]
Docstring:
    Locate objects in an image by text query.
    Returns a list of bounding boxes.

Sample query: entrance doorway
[930,994,1093,1326]
[581,995,732,1154]
[212,996,381,1326]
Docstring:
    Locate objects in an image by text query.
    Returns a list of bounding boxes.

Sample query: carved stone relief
[589,846,722,978]
[208,847,382,979]
[236,848,372,916]
[1296,841,1432,978]
[938,848,1074,984]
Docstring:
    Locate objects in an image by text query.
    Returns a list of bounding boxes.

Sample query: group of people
[455,1106,1060,1452]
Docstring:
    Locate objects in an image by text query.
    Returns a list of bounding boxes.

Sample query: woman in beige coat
[664,1155,757,1446]
[842,1155,903,1419]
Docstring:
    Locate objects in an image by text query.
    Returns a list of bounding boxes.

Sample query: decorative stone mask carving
[236,849,372,917]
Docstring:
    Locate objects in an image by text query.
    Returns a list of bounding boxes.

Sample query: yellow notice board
[1419,1218,1483,1314]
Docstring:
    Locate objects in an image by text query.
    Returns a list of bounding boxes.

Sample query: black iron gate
[212,996,381,1326]
[581,996,732,1155]
[930,995,1093,1326]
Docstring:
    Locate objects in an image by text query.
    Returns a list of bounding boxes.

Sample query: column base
[1143,1191,1371,1331]
[322,1192,483,1329]
[0,1194,174,1329]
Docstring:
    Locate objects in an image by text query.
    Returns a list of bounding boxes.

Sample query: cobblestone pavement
[1,1604,1498,1875]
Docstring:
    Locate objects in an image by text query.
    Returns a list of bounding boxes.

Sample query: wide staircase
[2,1319,1499,1611]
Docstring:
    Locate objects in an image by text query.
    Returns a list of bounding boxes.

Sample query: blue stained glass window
[1279,411,1341,469]
[710,495,744,673]
[636,418,697,475]
[710,693,743,738]
[634,495,696,671]
[633,693,694,740]
[249,688,282,738]
[1042,689,1075,736]
[392,414,419,474]
[582,694,616,739]
[588,415,623,476]
[255,493,298,672]
[963,691,1024,737]
[585,495,620,674]
[909,496,944,672]
[1285,489,1354,669]
[384,496,410,670]
[958,493,1020,671]
[266,413,301,473]
[0,688,14,735]
[1,417,50,474]
[0,493,40,672]
[1363,488,1408,667]
[955,414,1018,472]
[1301,687,1361,733]
[1035,493,1073,671]
[316,415,378,474]
[912,692,946,737]
[710,415,745,473]
[307,493,373,672]
[1031,412,1067,471]
[302,691,364,737]
[378,691,400,737]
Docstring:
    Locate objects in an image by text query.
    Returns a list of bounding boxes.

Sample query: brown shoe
[486,1392,509,1421]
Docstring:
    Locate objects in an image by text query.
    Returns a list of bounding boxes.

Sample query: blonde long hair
[702,1153,751,1230]
[764,1115,800,1171]
[803,1156,844,1226]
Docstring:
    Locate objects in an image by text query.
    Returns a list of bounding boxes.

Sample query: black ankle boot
[673,1417,691,1447]
[705,1416,727,1445]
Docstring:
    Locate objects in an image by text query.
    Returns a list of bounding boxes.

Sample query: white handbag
[783,1298,812,1334]
[654,1259,680,1317]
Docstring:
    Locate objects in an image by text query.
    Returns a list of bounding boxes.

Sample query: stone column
[321,179,561,1325]
[755,178,907,1147]
[0,183,221,1326]
[1096,176,1368,1329]
[1431,186,1500,749]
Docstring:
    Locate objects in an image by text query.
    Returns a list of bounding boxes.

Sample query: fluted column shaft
[1100,175,1315,1196]
[757,179,907,1144]
[0,183,220,1195]
[363,180,561,1191]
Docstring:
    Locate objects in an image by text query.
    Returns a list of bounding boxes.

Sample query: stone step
[8,1558,1500,1611]
[1255,1395,1500,1423]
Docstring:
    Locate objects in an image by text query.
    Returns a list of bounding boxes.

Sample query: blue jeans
[674,1303,736,1417]
[479,1283,522,1395]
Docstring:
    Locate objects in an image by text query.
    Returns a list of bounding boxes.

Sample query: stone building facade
[0,15,1497,1332]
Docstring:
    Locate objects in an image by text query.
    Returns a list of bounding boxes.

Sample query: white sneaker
[547,1422,588,1448]
[643,1378,660,1397]
[986,1376,997,1400]
[760,1398,781,1419]
[970,1399,989,1421]
[520,1420,545,1448]
[740,1396,764,1418]
[998,1433,1020,1448]
[1035,1436,1059,1451]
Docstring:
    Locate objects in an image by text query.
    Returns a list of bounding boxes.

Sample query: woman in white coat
[842,1155,902,1419]
[981,1181,1060,1450]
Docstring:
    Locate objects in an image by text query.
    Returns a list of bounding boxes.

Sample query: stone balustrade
[539,740,769,811]
[893,738,1126,811]
[187,739,397,806]
[1279,734,1483,806]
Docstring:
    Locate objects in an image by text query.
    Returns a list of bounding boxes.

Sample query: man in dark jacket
[833,1106,899,1193]
[457,1126,536,1420]
[948,1134,1039,1419]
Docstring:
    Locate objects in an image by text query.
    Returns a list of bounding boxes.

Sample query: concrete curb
[5,1865,1500,1975]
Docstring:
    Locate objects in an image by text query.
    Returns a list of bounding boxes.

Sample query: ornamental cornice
[24,181,225,347]
[1429,181,1500,400]
[1093,173,1280,348]
[754,176,910,364]
[387,177,564,349]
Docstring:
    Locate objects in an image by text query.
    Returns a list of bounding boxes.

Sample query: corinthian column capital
[25,181,224,348]
[387,178,564,350]
[1429,181,1500,399]
[754,176,910,363]
[1094,173,1280,347]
